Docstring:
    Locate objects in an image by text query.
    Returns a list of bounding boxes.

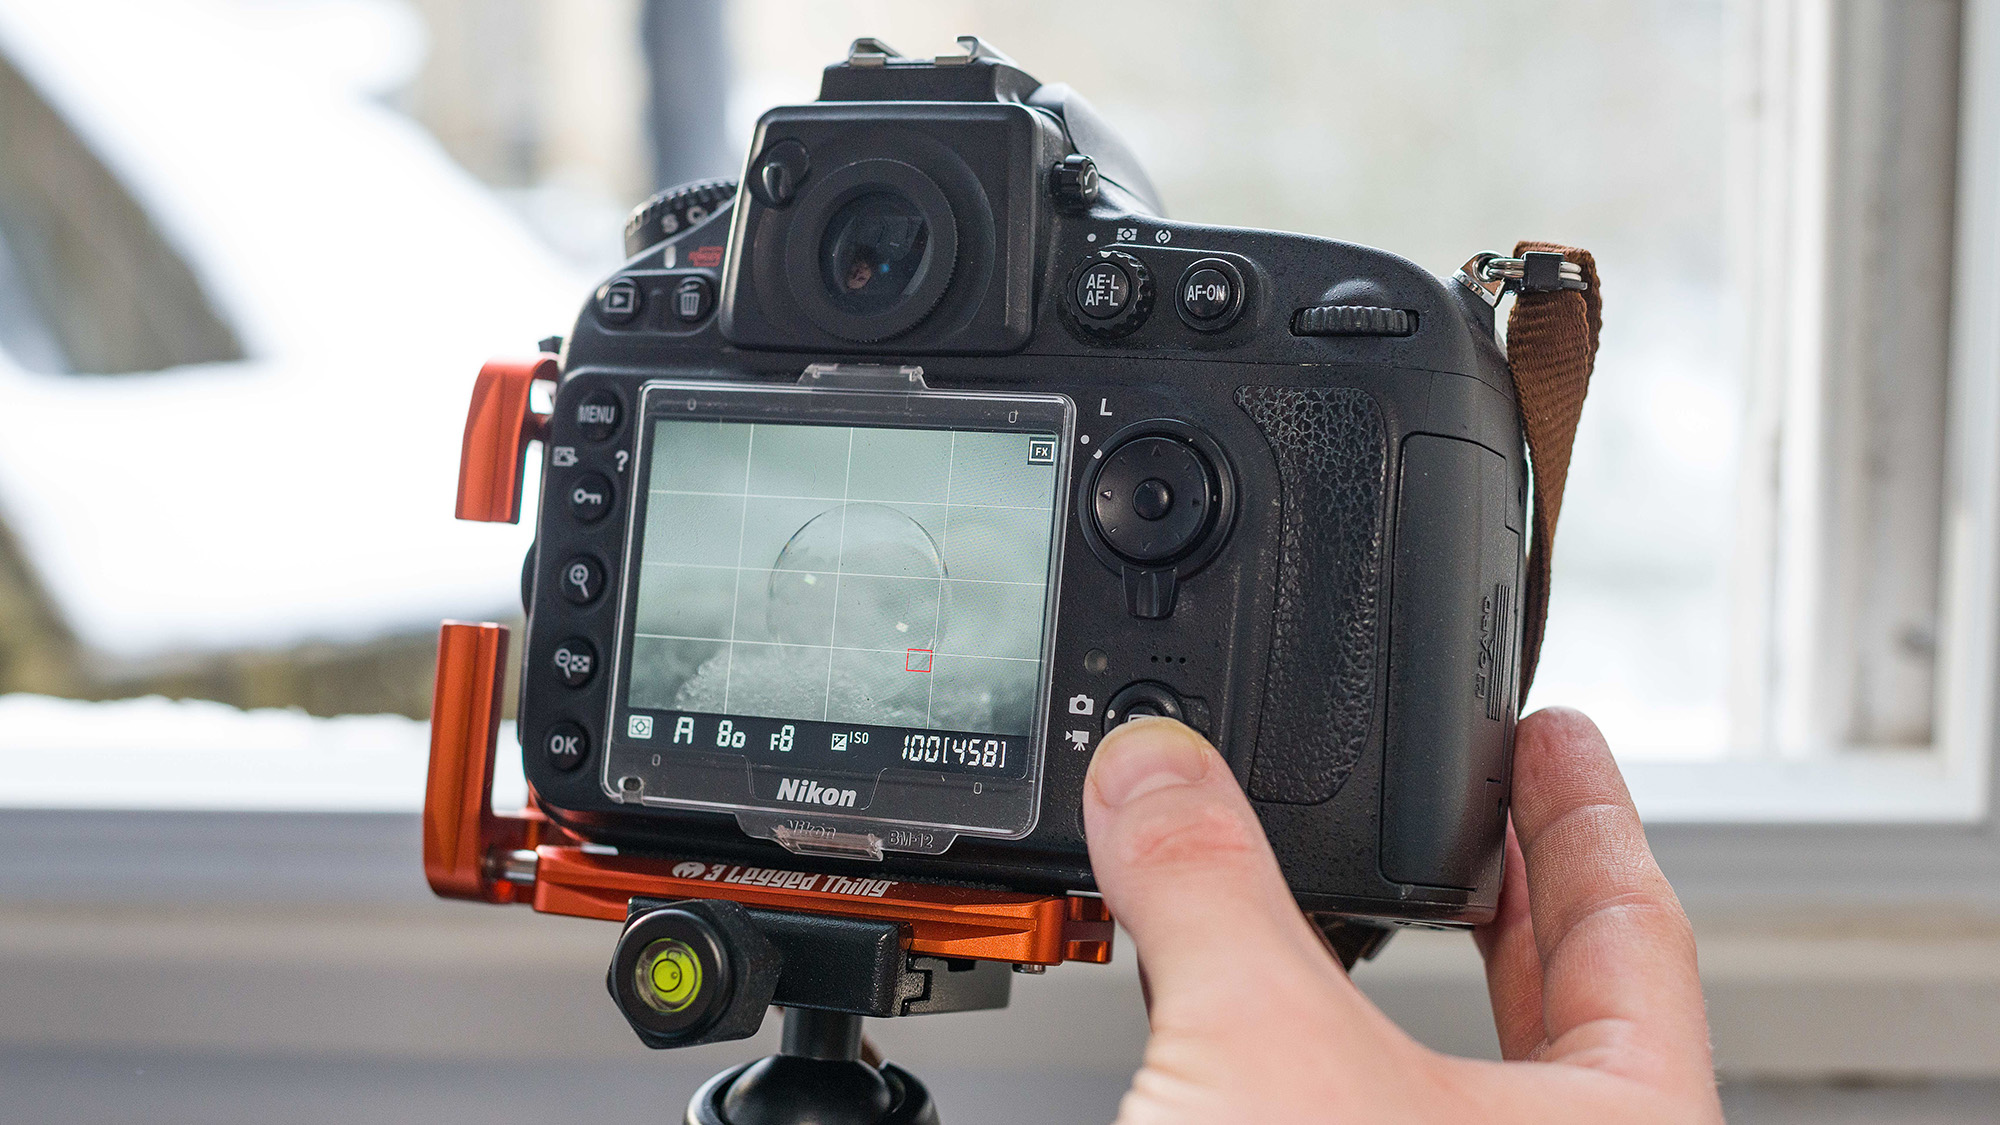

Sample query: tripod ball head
[609,899,781,1048]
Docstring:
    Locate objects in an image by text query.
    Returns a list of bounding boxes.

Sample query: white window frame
[1627,0,2000,828]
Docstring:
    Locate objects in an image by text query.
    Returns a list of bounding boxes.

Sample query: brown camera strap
[1503,241,1602,702]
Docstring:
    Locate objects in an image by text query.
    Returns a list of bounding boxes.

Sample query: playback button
[597,278,642,325]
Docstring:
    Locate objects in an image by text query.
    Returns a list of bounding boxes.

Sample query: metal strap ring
[1476,255,1588,291]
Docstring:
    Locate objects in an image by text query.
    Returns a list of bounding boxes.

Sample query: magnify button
[559,555,606,606]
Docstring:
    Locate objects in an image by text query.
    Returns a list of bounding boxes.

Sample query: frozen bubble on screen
[767,503,946,643]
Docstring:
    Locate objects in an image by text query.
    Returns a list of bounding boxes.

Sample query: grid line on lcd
[639,561,1043,587]
[817,428,858,722]
[720,422,756,714]
[923,431,957,729]
[632,633,1039,662]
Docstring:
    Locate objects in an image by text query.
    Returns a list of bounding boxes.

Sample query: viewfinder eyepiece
[819,191,932,316]
[777,158,961,343]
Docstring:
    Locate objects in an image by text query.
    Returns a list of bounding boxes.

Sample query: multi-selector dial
[1080,423,1234,619]
[1090,435,1216,563]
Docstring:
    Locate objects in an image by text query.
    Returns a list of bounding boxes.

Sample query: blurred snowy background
[16,7,2000,1125]
[0,0,1734,812]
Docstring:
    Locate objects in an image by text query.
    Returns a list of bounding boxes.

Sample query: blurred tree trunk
[642,0,736,192]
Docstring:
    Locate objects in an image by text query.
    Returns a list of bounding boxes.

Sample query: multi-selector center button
[1091,435,1217,563]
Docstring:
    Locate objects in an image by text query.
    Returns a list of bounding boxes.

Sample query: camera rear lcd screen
[621,417,1060,786]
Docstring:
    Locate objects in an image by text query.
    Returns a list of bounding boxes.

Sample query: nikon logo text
[774,777,858,808]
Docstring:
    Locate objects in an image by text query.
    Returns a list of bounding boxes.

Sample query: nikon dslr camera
[515,37,1528,932]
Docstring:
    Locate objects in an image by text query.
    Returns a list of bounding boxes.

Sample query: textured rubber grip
[1234,386,1389,805]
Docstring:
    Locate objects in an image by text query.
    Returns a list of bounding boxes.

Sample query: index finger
[1509,707,1711,1088]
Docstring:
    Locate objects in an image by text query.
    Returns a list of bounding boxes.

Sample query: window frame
[1622,0,2000,838]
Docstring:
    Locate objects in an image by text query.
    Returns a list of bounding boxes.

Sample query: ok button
[544,721,590,772]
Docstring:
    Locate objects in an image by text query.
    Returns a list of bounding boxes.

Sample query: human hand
[1082,708,1721,1123]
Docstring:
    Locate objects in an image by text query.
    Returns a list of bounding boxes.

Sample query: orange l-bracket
[426,357,1113,965]
[456,355,557,524]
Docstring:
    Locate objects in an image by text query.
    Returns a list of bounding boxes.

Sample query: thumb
[1083,718,1368,1025]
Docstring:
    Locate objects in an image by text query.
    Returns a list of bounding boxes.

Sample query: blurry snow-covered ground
[0,0,583,658]
[0,692,527,810]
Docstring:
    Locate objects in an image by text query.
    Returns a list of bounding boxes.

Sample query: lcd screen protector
[604,383,1071,848]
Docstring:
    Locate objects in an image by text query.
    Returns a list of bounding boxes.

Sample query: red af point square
[905,648,934,673]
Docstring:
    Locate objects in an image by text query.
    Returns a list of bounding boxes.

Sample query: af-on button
[1175,258,1245,332]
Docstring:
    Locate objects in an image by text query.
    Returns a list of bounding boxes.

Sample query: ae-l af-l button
[1066,250,1153,340]
[1075,262,1131,319]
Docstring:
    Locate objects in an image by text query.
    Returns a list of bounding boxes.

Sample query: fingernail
[1088,718,1212,807]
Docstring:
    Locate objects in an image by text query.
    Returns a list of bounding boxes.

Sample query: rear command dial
[1090,434,1218,563]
